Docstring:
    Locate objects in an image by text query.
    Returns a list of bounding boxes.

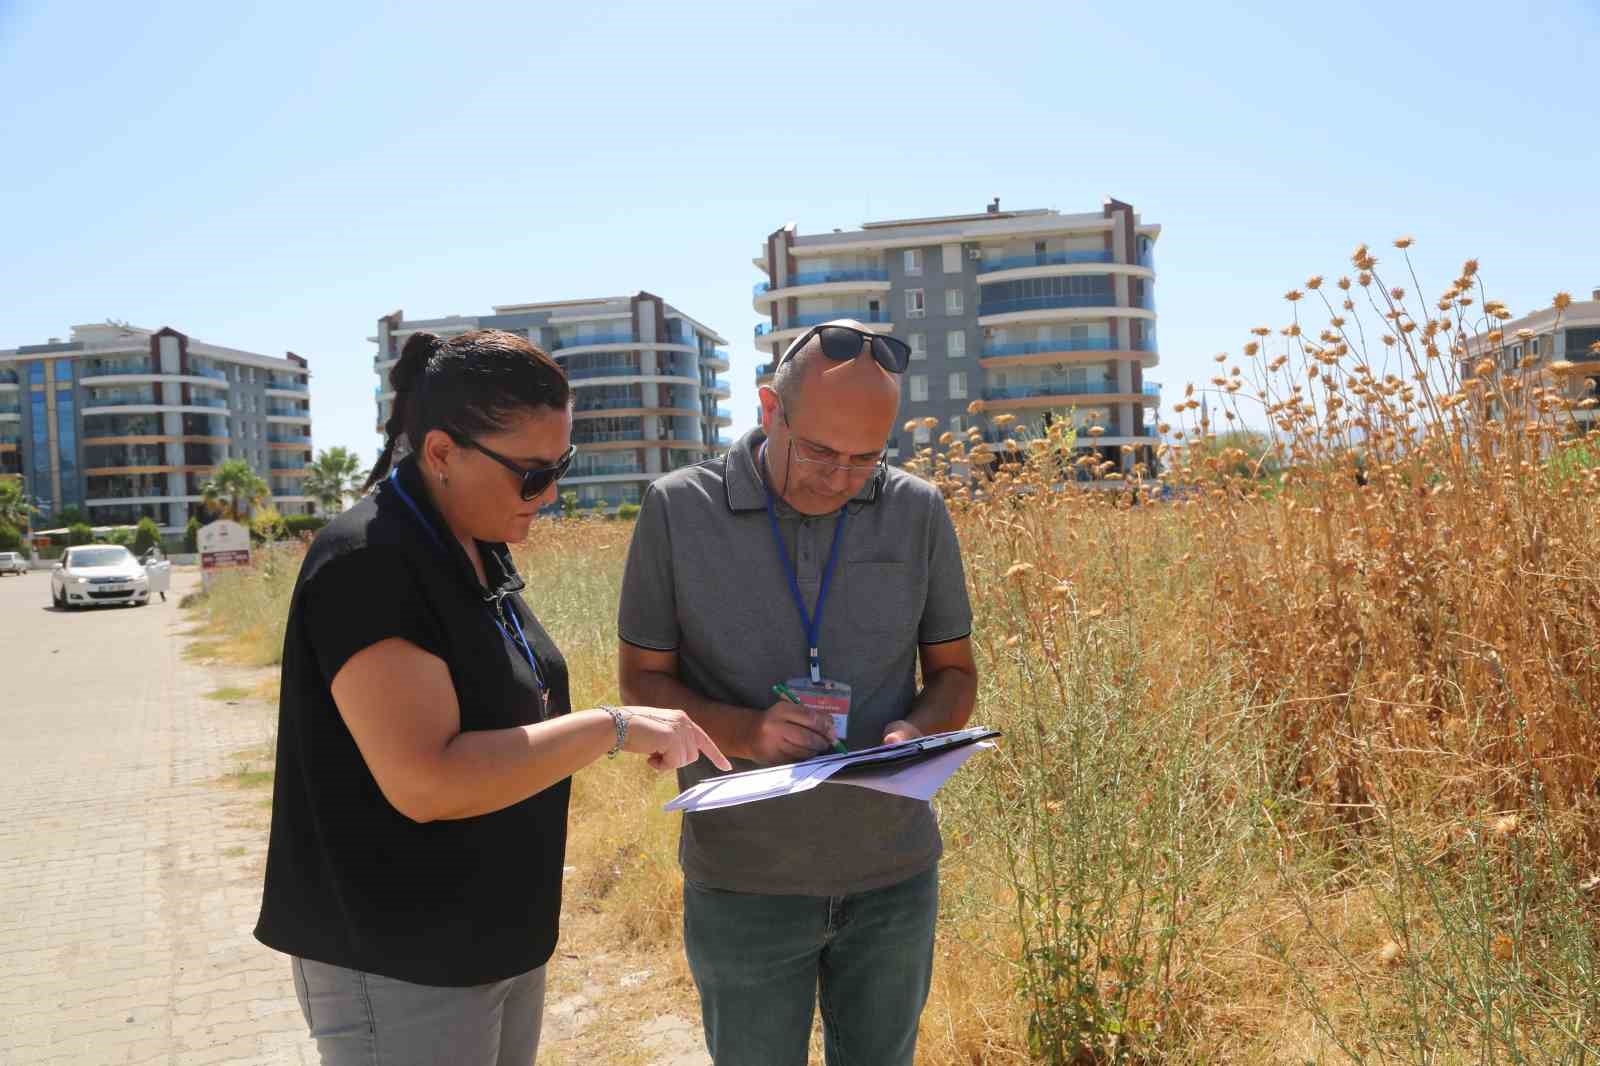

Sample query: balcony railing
[1143,382,1162,397]
[716,434,734,447]
[979,294,1117,316]
[575,397,647,413]
[754,268,890,295]
[269,458,309,470]
[710,350,732,363]
[978,250,1114,273]
[756,309,892,338]
[983,382,1121,401]
[755,362,775,377]
[267,404,310,418]
[570,464,646,478]
[1,433,23,445]
[80,361,156,378]
[982,338,1117,358]
[552,333,634,350]
[0,403,20,415]
[564,364,642,380]
[267,379,308,392]
[712,376,731,390]
[573,429,646,444]
[715,406,733,420]
[268,433,312,444]
[84,392,157,408]
[188,364,228,381]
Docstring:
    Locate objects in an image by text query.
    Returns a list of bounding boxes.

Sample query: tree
[303,447,367,515]
[67,523,94,546]
[201,459,270,521]
[183,516,201,554]
[0,522,22,553]
[559,491,578,518]
[133,517,161,557]
[0,479,36,529]
[50,505,88,529]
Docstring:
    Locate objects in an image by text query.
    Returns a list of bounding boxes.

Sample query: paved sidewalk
[0,569,309,1066]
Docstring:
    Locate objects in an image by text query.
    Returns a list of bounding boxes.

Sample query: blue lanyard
[762,466,847,685]
[385,468,548,705]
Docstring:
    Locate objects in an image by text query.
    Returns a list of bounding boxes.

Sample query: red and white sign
[197,520,251,579]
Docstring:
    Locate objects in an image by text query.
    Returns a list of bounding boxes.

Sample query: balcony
[0,403,20,415]
[552,332,635,350]
[755,362,775,378]
[754,268,890,296]
[84,391,158,408]
[267,404,310,418]
[188,364,228,381]
[269,457,310,471]
[570,463,646,478]
[982,338,1117,358]
[977,250,1113,273]
[755,309,892,340]
[575,397,650,413]
[715,406,733,421]
[267,379,309,392]
[712,376,731,391]
[979,294,1119,317]
[708,350,733,365]
[80,361,156,378]
[268,432,312,445]
[979,380,1162,403]
[188,395,229,410]
[572,429,648,444]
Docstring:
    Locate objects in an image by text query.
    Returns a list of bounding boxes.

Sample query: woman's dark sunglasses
[465,440,577,500]
[780,325,912,374]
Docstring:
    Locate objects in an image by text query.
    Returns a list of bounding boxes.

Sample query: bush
[133,517,161,557]
[249,508,286,543]
[183,516,201,554]
[0,521,21,553]
[282,514,328,538]
[104,527,136,547]
[615,502,641,520]
[66,523,94,546]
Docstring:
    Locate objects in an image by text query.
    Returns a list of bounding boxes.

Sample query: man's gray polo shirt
[618,428,973,897]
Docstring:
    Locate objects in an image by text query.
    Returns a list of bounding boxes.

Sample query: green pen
[772,684,849,754]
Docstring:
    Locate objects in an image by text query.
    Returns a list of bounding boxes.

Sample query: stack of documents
[664,727,1000,814]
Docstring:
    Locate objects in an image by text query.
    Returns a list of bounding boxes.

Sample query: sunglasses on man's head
[780,325,912,375]
[464,440,576,500]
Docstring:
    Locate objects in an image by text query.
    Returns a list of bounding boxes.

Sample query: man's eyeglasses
[464,440,576,500]
[780,325,912,375]
[779,404,887,475]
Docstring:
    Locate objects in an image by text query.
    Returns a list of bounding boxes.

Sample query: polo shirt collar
[723,428,885,515]
[392,455,523,600]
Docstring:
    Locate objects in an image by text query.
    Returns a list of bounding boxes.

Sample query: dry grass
[186,246,1600,1064]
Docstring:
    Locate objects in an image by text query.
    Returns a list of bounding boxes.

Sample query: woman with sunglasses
[255,329,728,1066]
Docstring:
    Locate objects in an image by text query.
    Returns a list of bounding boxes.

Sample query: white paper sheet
[663,728,997,813]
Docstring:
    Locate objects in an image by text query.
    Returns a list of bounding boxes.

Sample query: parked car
[0,551,28,576]
[51,545,151,608]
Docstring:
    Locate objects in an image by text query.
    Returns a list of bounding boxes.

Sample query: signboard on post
[197,520,251,589]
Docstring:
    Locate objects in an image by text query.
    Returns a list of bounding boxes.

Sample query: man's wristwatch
[601,705,631,758]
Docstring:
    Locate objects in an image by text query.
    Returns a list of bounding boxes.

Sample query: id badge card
[784,676,852,750]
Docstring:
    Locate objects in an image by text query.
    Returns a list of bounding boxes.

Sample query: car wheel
[52,586,63,608]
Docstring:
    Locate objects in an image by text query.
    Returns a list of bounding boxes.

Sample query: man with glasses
[617,320,978,1065]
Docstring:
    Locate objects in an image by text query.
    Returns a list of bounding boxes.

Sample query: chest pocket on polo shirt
[844,561,921,638]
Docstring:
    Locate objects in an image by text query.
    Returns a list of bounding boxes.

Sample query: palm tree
[303,447,367,515]
[201,459,270,521]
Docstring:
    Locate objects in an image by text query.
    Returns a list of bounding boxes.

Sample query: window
[913,423,931,445]
[55,361,73,381]
[909,374,928,402]
[942,244,962,273]
[949,415,965,435]
[1531,337,1541,357]
[948,372,968,400]
[906,289,925,319]
[947,330,966,358]
[945,289,964,316]
[909,333,927,361]
[904,249,923,276]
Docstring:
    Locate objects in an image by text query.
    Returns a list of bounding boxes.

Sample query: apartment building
[752,198,1161,472]
[1463,286,1600,432]
[0,323,315,532]
[371,293,733,511]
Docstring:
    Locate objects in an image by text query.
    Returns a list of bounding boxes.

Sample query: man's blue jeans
[682,864,938,1066]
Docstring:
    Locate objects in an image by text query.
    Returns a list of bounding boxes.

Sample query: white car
[0,551,28,576]
[51,545,152,609]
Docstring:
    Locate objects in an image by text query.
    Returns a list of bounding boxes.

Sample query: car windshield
[68,547,134,568]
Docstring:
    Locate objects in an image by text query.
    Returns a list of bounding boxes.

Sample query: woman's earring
[438,470,448,487]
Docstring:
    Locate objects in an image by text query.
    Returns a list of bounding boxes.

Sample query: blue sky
[2,0,1595,466]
